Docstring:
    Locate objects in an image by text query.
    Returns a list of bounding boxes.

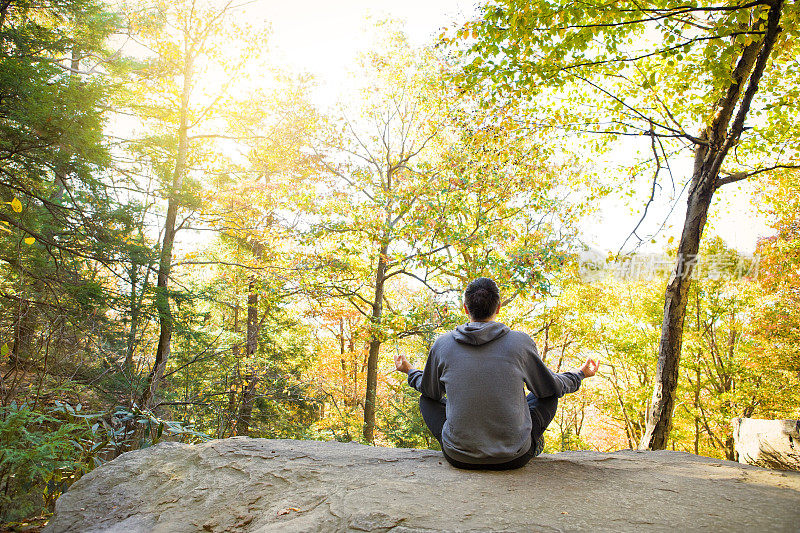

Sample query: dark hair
[464,277,501,321]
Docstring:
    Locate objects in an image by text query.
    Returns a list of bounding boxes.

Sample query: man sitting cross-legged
[394,277,599,470]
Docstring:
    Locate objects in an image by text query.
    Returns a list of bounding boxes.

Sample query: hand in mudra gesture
[394,353,412,374]
[580,358,599,378]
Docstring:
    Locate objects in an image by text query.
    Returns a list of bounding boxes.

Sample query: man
[394,277,598,470]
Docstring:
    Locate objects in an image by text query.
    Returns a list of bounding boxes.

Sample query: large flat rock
[45,438,800,532]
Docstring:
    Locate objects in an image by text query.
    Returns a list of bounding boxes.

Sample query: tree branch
[715,164,800,189]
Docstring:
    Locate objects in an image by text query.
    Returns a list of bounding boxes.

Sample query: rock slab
[733,418,800,471]
[45,438,800,532]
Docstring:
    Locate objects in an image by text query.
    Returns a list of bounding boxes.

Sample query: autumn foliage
[1,0,799,525]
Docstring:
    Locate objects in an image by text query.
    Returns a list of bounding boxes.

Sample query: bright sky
[226,0,772,256]
[584,141,771,256]
[252,0,476,108]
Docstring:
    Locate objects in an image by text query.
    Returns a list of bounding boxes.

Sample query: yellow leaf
[667,236,675,244]
[24,237,35,245]
[0,226,11,234]
[11,198,22,212]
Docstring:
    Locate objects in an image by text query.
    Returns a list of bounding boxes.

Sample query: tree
[309,302,369,441]
[504,240,792,458]
[0,0,141,403]
[676,239,762,459]
[451,0,800,449]
[124,0,271,410]
[302,38,449,442]
[750,169,800,405]
[183,72,320,437]
[0,0,170,519]
[301,27,584,442]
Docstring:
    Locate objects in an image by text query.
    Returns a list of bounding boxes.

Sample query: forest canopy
[1,0,798,525]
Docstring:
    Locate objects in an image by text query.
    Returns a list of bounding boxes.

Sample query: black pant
[418,393,558,470]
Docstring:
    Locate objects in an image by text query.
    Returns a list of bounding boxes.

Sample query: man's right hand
[580,358,599,378]
[394,353,413,374]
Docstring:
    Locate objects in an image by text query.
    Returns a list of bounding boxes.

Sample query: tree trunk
[723,326,737,461]
[639,169,714,449]
[235,278,260,436]
[12,295,37,365]
[140,53,193,410]
[693,364,701,456]
[235,373,258,436]
[221,303,243,436]
[639,0,783,450]
[340,318,356,408]
[221,345,241,438]
[362,243,388,443]
[124,265,139,372]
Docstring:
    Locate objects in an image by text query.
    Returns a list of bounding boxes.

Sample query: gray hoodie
[407,321,583,464]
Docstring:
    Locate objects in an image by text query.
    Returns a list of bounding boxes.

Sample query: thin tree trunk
[222,304,243,436]
[723,325,737,461]
[222,345,240,437]
[141,52,193,410]
[124,266,139,372]
[348,333,358,408]
[693,364,701,456]
[235,278,260,436]
[340,317,347,371]
[12,296,36,365]
[363,242,388,443]
[609,366,635,448]
[639,1,783,449]
[235,373,258,436]
[124,257,151,375]
[340,318,355,408]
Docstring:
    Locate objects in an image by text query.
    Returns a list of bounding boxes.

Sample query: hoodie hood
[452,321,510,346]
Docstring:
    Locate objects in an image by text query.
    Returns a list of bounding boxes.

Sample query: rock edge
[45,438,800,532]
